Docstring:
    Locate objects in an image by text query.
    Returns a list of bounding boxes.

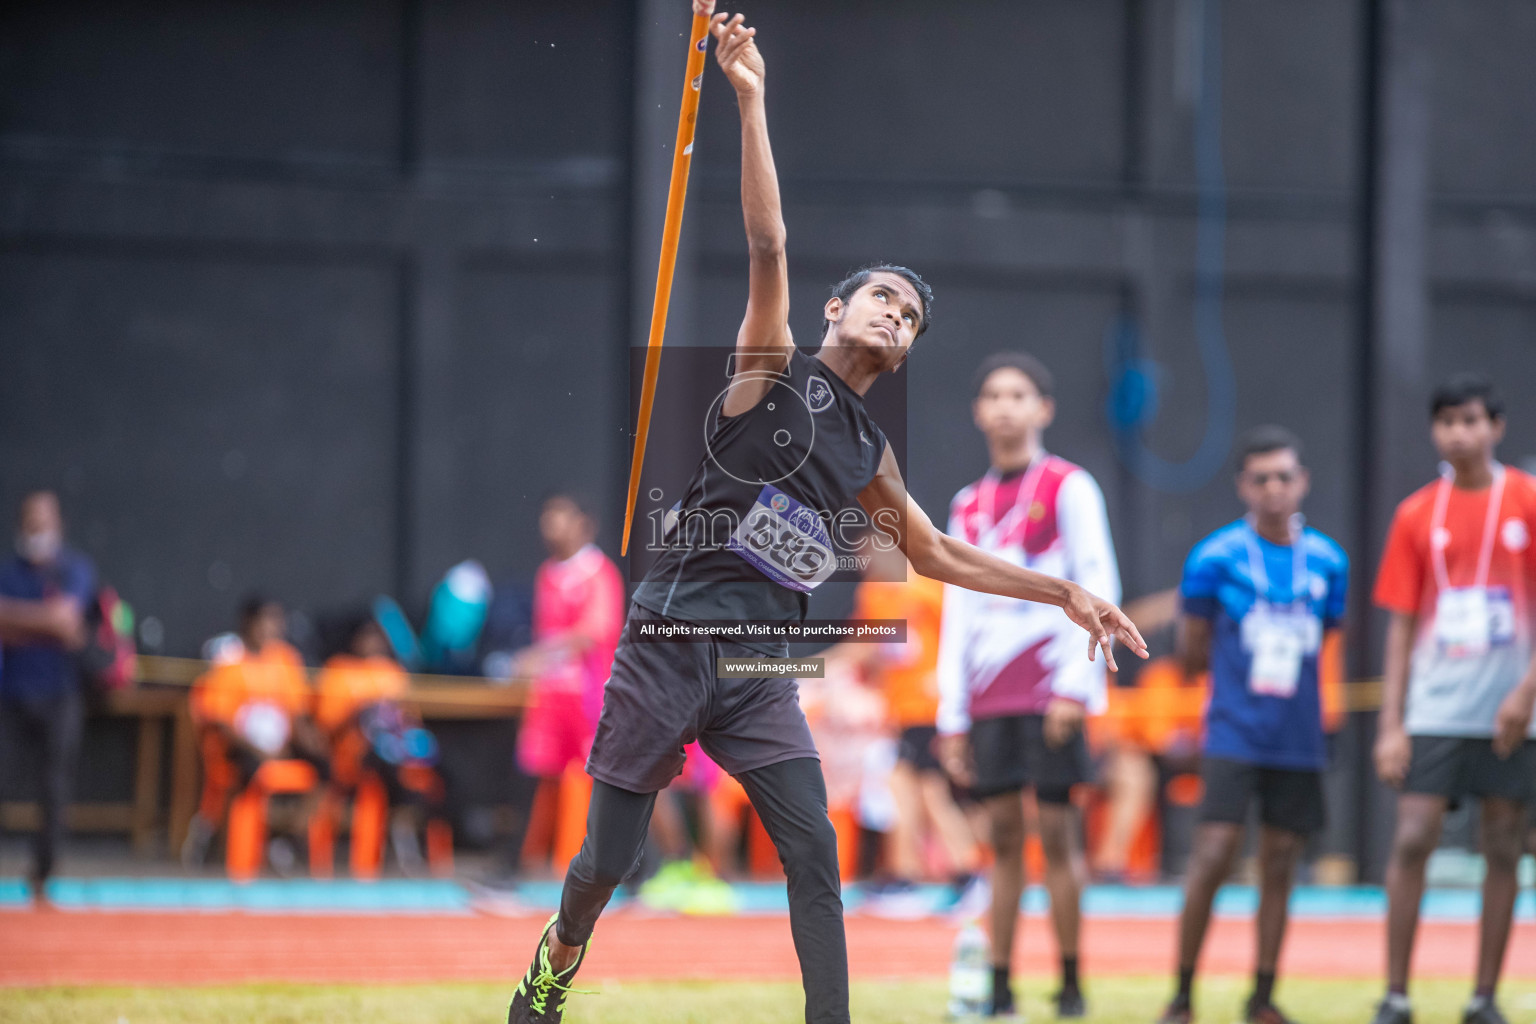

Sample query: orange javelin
[621,0,714,557]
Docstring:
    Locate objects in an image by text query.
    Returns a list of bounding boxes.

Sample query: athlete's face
[972,367,1054,444]
[540,498,592,560]
[1236,447,1308,521]
[1431,400,1504,468]
[823,273,923,369]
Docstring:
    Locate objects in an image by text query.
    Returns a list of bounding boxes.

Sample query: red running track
[3,908,1533,987]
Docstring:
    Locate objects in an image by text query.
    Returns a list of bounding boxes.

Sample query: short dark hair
[1431,373,1505,421]
[542,490,596,522]
[1235,424,1303,472]
[821,264,933,340]
[972,352,1055,399]
[239,593,282,627]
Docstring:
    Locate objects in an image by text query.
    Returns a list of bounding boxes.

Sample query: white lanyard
[978,455,1048,547]
[1429,463,1505,594]
[1242,514,1309,608]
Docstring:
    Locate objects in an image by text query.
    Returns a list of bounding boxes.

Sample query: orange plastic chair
[343,765,455,880]
[225,759,322,883]
[520,767,591,873]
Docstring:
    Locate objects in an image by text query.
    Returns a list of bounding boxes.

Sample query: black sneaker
[1055,987,1088,1018]
[987,984,1018,1018]
[1246,1000,1299,1024]
[1155,1001,1192,1024]
[507,914,591,1024]
[1369,996,1412,1024]
[1462,997,1508,1024]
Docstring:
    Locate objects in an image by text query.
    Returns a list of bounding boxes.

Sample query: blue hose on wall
[1106,0,1236,494]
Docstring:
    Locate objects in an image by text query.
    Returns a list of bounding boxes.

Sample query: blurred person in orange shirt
[182,596,328,868]
[315,615,446,873]
[1090,590,1207,883]
[834,538,982,909]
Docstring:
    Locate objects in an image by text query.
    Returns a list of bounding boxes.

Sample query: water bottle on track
[947,921,991,1020]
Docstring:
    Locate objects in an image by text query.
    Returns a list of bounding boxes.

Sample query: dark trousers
[556,757,848,1024]
[1,690,84,883]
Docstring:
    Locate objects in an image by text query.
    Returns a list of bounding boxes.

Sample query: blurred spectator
[832,541,983,911]
[507,493,623,874]
[1088,590,1207,883]
[420,560,493,675]
[0,491,94,896]
[314,615,448,874]
[182,596,329,870]
[799,656,889,883]
[478,579,535,680]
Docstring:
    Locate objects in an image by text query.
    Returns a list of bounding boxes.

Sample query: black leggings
[556,757,848,1024]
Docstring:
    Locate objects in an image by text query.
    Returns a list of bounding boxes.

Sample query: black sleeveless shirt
[632,348,889,633]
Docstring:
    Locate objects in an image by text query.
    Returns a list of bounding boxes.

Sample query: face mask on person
[16,529,62,564]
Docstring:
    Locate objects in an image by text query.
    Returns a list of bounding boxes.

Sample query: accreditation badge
[1242,602,1317,699]
[1434,586,1513,657]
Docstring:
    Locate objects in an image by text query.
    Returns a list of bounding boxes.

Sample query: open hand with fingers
[1061,584,1148,673]
[707,7,765,96]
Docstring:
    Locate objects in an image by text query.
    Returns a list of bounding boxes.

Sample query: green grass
[3,977,1534,1024]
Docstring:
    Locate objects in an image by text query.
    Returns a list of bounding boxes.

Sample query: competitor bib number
[729,485,837,593]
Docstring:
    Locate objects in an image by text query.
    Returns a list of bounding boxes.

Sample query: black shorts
[969,713,1091,804]
[897,724,942,773]
[1199,758,1325,836]
[585,604,820,793]
[1403,736,1536,807]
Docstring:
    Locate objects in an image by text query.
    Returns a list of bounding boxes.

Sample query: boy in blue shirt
[1157,427,1349,1024]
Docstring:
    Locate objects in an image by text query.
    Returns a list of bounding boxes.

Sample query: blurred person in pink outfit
[512,494,624,871]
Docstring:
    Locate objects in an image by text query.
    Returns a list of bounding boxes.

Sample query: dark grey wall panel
[0,1,403,164]
[0,249,399,653]
[420,0,627,167]
[693,0,1126,186]
[415,262,622,586]
[1427,0,1536,197]
[1145,0,1361,194]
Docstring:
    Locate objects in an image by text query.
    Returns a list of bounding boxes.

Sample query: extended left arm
[856,445,1146,669]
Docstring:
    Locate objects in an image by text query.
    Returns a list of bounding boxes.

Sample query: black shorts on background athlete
[897,724,943,773]
[1199,757,1325,835]
[1403,736,1536,807]
[968,713,1091,803]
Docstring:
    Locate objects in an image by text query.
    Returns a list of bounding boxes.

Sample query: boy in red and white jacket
[937,353,1121,1020]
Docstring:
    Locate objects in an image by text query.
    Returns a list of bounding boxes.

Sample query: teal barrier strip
[1,878,1531,921]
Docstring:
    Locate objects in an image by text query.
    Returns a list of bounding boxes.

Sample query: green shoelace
[527,950,594,1016]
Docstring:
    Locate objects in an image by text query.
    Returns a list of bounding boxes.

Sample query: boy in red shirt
[1371,374,1536,1024]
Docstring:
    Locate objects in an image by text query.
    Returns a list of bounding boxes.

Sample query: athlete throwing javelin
[507,7,1148,1023]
